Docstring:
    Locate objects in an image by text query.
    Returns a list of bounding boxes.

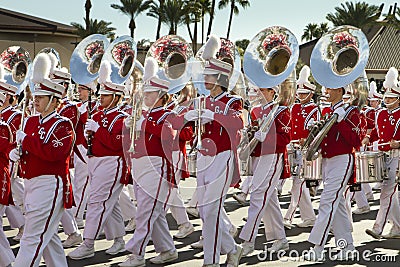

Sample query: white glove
[333,107,346,122]
[136,116,145,131]
[306,118,315,130]
[124,116,133,128]
[16,130,27,144]
[200,109,214,124]
[184,110,199,122]
[254,130,267,142]
[9,148,20,162]
[78,102,88,114]
[85,119,100,133]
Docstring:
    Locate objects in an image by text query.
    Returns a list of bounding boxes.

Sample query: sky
[0,0,394,44]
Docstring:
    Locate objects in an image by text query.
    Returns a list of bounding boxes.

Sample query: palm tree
[111,0,153,38]
[183,0,202,49]
[326,1,383,32]
[71,18,116,40]
[382,4,400,30]
[316,22,329,38]
[85,0,92,31]
[301,23,319,41]
[218,0,250,39]
[199,0,211,44]
[207,0,216,37]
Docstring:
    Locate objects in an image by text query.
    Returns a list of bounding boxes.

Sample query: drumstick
[367,141,400,148]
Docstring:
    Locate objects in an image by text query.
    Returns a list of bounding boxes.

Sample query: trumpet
[128,89,143,153]
[194,96,206,150]
[11,94,29,180]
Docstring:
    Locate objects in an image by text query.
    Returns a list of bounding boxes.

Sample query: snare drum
[355,151,385,183]
[239,157,253,176]
[187,152,197,177]
[287,145,301,176]
[301,151,322,181]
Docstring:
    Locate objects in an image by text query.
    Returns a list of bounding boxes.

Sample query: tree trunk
[186,21,193,42]
[201,11,205,45]
[193,19,198,53]
[129,18,136,38]
[207,0,216,37]
[156,0,165,39]
[85,0,92,32]
[226,0,234,39]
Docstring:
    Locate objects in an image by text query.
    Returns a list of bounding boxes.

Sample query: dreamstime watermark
[257,239,398,263]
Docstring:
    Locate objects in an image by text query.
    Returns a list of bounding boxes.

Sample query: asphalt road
[3,178,400,266]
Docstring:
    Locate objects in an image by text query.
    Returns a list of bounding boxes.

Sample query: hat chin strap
[297,92,312,102]
[105,94,116,110]
[44,95,54,113]
[384,97,399,108]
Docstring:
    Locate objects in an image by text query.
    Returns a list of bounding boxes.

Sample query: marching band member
[72,81,98,228]
[48,63,83,248]
[183,35,244,266]
[239,84,291,256]
[68,61,128,260]
[364,67,400,239]
[284,65,317,229]
[0,91,15,267]
[0,63,25,242]
[166,99,195,239]
[11,53,74,267]
[120,57,177,267]
[304,84,362,261]
[349,81,381,215]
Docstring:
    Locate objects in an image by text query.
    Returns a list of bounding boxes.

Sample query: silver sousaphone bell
[193,37,241,95]
[305,25,370,161]
[0,46,32,93]
[244,26,298,91]
[100,35,136,85]
[70,34,110,85]
[147,35,194,94]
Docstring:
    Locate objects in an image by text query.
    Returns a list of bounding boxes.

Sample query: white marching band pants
[14,175,67,267]
[308,154,354,247]
[284,151,316,223]
[372,155,400,234]
[71,144,90,222]
[197,150,236,265]
[83,156,125,241]
[239,154,286,243]
[126,156,175,257]
[0,205,15,267]
[169,151,190,225]
[120,186,136,222]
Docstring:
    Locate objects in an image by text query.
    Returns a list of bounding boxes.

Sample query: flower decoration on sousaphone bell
[150,36,189,64]
[111,41,135,65]
[85,41,105,62]
[311,25,369,89]
[0,47,29,71]
[216,38,235,65]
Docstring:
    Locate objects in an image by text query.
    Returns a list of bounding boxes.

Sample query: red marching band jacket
[290,102,320,141]
[169,92,244,186]
[58,98,80,168]
[128,106,176,186]
[0,121,13,205]
[320,101,364,184]
[19,112,75,208]
[1,106,22,137]
[250,102,291,179]
[90,106,130,184]
[369,107,400,151]
[166,103,194,180]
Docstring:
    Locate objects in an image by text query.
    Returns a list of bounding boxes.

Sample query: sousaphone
[0,46,32,93]
[70,34,110,85]
[239,26,299,161]
[305,25,370,161]
[147,35,194,94]
[100,35,136,85]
